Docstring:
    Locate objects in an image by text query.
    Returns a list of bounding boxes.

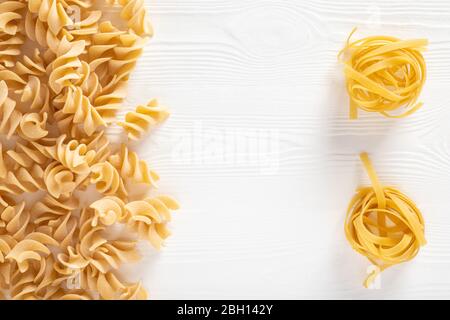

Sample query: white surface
[123,0,450,299]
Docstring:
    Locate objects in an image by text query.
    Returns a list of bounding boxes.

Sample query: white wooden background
[120,0,450,299]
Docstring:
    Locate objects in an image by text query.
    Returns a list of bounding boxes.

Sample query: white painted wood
[124,0,450,299]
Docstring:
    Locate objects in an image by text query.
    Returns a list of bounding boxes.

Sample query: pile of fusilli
[0,0,178,300]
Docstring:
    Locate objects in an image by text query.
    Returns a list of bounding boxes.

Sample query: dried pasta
[125,196,179,249]
[119,99,169,141]
[339,28,427,119]
[345,153,426,287]
[0,0,178,300]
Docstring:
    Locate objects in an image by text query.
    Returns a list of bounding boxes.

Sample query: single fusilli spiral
[57,85,106,135]
[48,37,84,94]
[8,141,48,168]
[0,164,45,195]
[19,112,48,141]
[0,1,25,68]
[27,0,74,36]
[90,162,128,198]
[79,267,147,300]
[16,75,51,112]
[14,49,47,77]
[0,202,30,241]
[78,214,139,274]
[125,196,179,249]
[108,144,159,186]
[119,99,169,140]
[6,232,58,273]
[89,196,126,227]
[31,194,78,220]
[0,80,22,138]
[41,135,96,174]
[44,161,79,198]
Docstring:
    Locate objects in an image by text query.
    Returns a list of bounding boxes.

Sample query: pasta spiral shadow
[345,153,426,287]
[339,28,427,119]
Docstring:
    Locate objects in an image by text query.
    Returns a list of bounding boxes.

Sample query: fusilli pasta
[119,99,169,140]
[0,0,176,300]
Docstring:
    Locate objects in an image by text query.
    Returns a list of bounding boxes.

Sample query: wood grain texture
[122,0,450,299]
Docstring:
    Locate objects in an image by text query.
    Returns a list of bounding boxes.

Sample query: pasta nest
[345,153,426,287]
[339,28,427,119]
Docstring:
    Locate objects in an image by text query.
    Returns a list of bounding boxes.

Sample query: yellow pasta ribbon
[345,153,426,287]
[338,28,427,119]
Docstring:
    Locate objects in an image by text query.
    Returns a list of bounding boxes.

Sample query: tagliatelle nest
[345,153,426,288]
[339,28,428,119]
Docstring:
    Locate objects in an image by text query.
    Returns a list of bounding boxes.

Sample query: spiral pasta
[79,267,147,300]
[7,142,48,168]
[93,80,128,122]
[90,162,127,198]
[109,144,159,186]
[89,196,126,227]
[0,164,45,195]
[0,1,25,68]
[345,153,426,288]
[125,196,179,249]
[48,37,84,94]
[42,135,96,174]
[119,99,170,140]
[16,76,51,112]
[58,85,106,135]
[6,233,58,273]
[0,0,176,300]
[0,80,22,138]
[109,33,146,84]
[116,0,153,37]
[0,202,30,241]
[19,112,48,141]
[339,28,427,119]
[14,49,47,77]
